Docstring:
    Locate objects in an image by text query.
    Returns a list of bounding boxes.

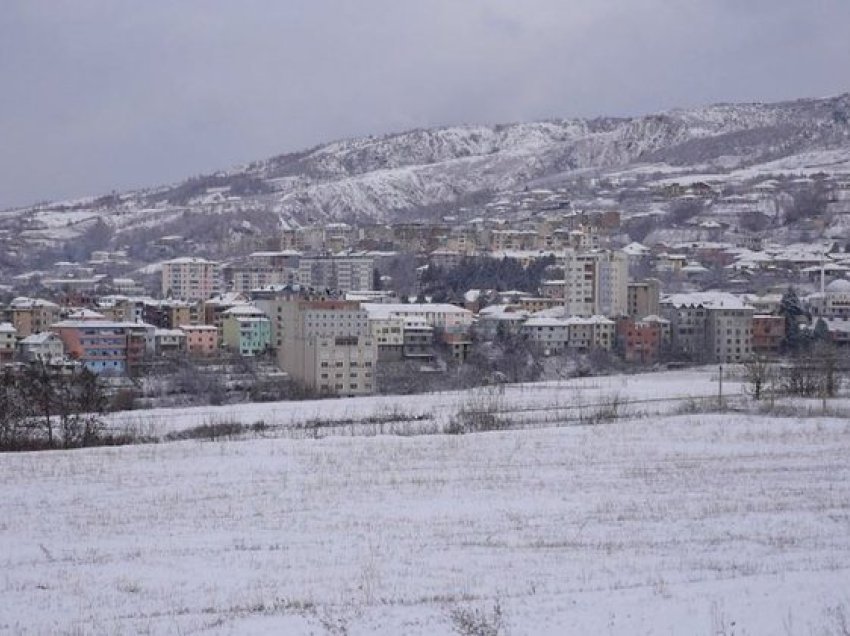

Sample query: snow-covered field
[3,368,850,634]
[107,367,742,438]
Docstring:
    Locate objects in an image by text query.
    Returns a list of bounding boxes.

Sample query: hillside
[1,92,849,272]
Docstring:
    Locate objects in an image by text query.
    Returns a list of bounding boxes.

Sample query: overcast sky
[2,0,848,209]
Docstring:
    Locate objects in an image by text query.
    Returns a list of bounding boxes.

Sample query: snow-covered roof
[66,309,106,320]
[155,329,185,337]
[564,315,615,326]
[639,314,671,325]
[163,257,218,265]
[222,304,265,316]
[20,332,61,345]
[662,292,753,310]
[10,297,59,309]
[523,317,569,328]
[362,303,473,318]
[0,322,16,333]
[622,242,650,256]
[826,279,850,293]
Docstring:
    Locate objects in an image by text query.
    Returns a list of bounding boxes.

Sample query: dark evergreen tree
[778,286,806,352]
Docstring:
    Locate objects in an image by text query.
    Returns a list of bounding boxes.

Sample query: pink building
[179,324,219,356]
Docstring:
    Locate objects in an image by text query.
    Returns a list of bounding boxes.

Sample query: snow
[3,403,850,634]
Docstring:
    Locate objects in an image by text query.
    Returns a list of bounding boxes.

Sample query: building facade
[161,257,222,301]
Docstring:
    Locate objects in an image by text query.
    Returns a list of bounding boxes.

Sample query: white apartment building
[161,257,222,301]
[563,250,628,317]
[278,300,377,396]
[360,303,474,334]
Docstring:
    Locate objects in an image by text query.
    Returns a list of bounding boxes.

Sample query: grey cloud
[1,0,848,208]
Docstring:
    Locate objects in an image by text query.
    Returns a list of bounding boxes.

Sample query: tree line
[0,365,115,451]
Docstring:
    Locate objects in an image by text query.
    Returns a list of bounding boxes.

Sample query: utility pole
[718,364,723,409]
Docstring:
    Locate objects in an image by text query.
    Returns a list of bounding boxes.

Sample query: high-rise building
[278,299,376,396]
[563,250,628,317]
[298,255,374,293]
[161,257,222,301]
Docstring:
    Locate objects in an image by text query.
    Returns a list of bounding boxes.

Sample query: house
[0,322,18,363]
[18,332,65,365]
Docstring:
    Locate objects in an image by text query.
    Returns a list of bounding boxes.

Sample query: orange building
[180,325,219,356]
[752,314,785,355]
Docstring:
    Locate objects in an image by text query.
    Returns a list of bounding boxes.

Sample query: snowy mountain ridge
[1,92,849,270]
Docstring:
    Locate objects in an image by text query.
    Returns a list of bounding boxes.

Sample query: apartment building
[143,299,200,330]
[221,305,272,356]
[161,257,222,301]
[563,250,628,317]
[51,320,136,374]
[627,279,661,319]
[8,297,61,338]
[752,314,785,356]
[521,317,570,354]
[617,315,670,364]
[661,292,754,363]
[563,315,616,351]
[278,299,376,396]
[298,255,374,292]
[360,302,474,334]
[179,324,219,356]
[225,251,300,293]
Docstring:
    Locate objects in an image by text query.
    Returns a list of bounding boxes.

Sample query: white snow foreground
[2,411,850,634]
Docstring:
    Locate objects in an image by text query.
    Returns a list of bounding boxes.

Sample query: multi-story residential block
[564,315,615,351]
[661,292,754,363]
[221,305,272,356]
[521,317,570,354]
[8,297,61,338]
[143,299,200,330]
[751,314,785,356]
[563,250,628,317]
[179,324,219,356]
[298,255,374,293]
[616,315,670,364]
[278,299,377,396]
[161,257,222,301]
[0,322,17,363]
[361,302,474,336]
[402,317,434,360]
[224,251,300,293]
[96,296,150,323]
[627,279,661,319]
[368,314,405,361]
[51,320,138,374]
[489,229,539,252]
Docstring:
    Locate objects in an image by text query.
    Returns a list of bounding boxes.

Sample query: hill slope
[1,93,849,269]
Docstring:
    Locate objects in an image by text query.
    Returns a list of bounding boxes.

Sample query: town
[3,172,849,410]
